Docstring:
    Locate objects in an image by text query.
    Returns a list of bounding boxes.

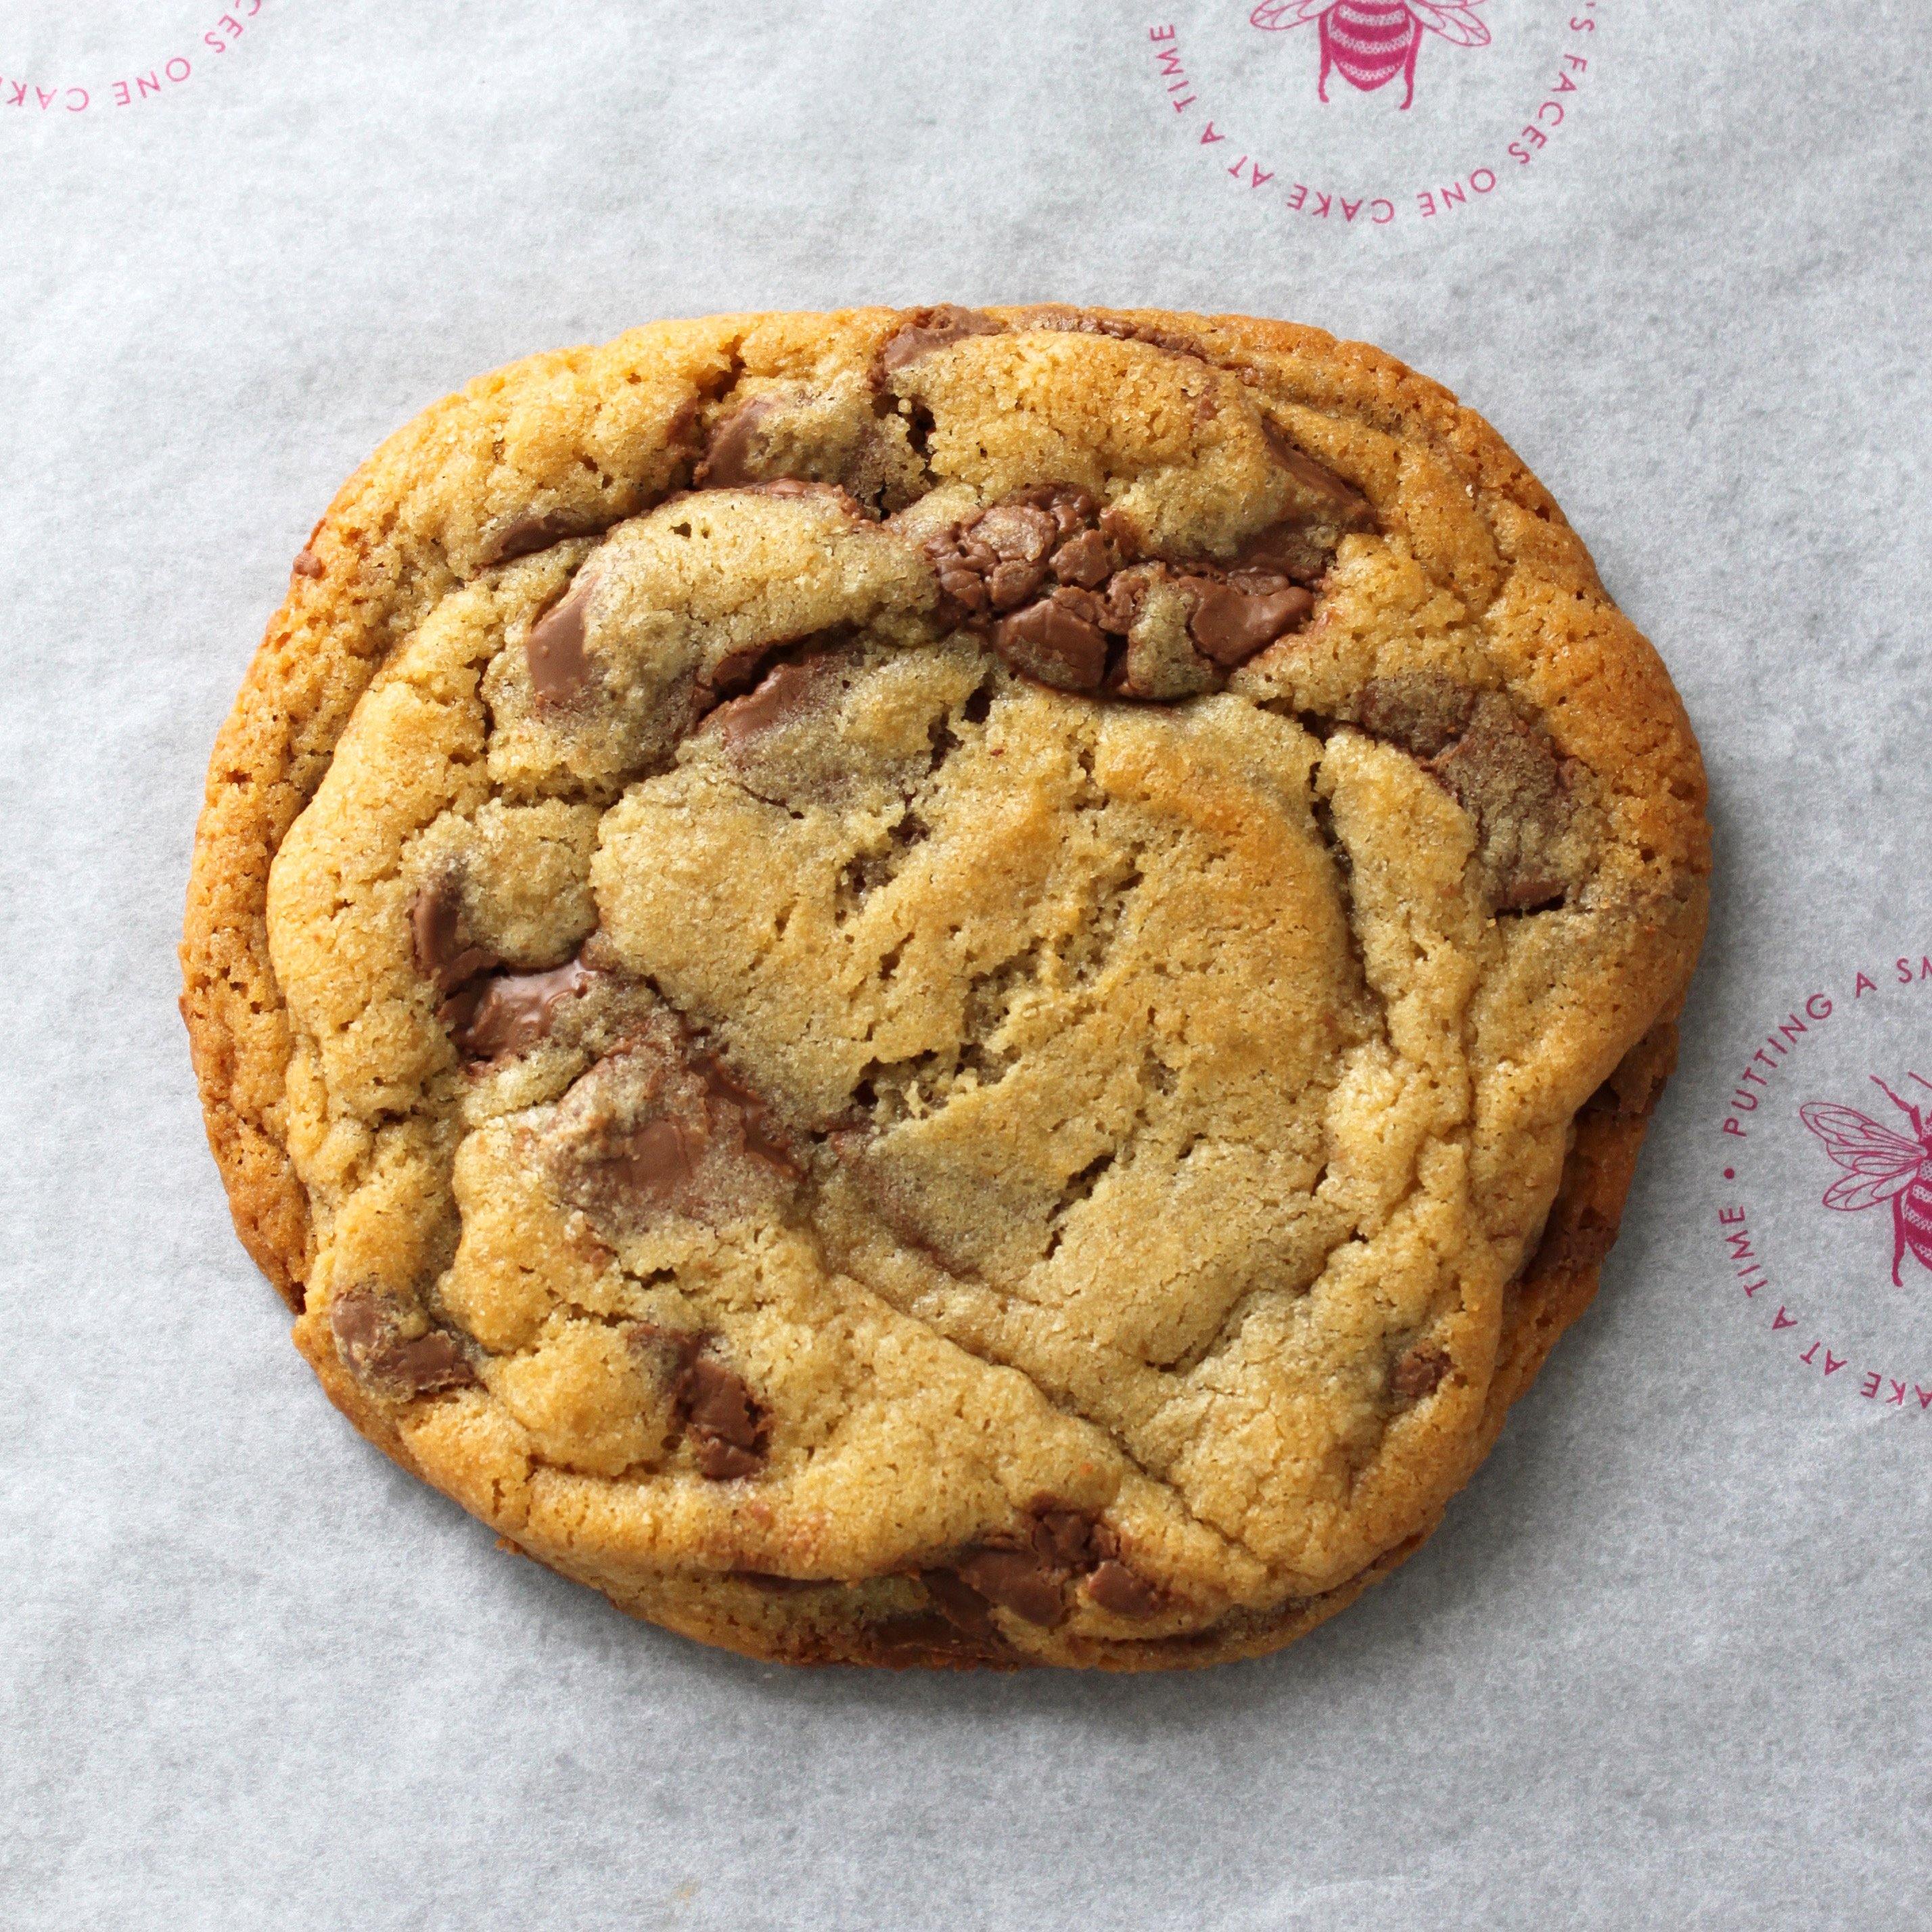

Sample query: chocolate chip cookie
[181,306,1709,1668]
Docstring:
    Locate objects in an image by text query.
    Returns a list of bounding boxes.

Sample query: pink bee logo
[1799,1074,1932,1286]
[1249,1,1490,110]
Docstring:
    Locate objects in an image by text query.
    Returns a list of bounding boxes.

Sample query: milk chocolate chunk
[1341,678,1582,908]
[694,394,780,488]
[877,304,1004,375]
[330,1287,478,1399]
[710,654,840,751]
[543,1018,800,1234]
[1026,1503,1099,1570]
[871,1612,998,1664]
[525,572,597,703]
[922,1567,1001,1640]
[292,547,324,579]
[1049,527,1115,589]
[1389,1344,1450,1402]
[1262,420,1379,532]
[1427,693,1578,911]
[678,1354,766,1480]
[1341,672,1477,759]
[954,1546,1066,1627]
[410,879,499,996]
[994,591,1109,691]
[447,956,595,1061]
[1085,1560,1164,1620]
[481,511,609,568]
[1184,578,1316,666]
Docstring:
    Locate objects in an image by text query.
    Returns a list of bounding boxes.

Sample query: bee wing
[1249,0,1331,30]
[1410,1,1492,47]
[1798,1102,1925,1174]
[1822,1168,1917,1212]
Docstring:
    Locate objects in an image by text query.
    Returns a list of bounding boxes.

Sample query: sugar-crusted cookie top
[185,306,1708,1668]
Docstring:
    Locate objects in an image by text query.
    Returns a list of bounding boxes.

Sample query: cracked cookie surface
[182,306,1709,1669]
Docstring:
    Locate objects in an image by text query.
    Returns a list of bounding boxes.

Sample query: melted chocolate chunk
[922,1567,1003,1640]
[925,476,1352,697]
[1428,695,1577,911]
[678,1354,767,1480]
[444,957,596,1061]
[921,1498,1139,1632]
[543,1018,800,1234]
[410,879,499,997]
[708,656,835,750]
[1389,1344,1451,1403]
[629,1325,769,1479]
[480,511,610,568]
[330,1287,478,1399]
[1341,676,1583,910]
[877,304,1005,377]
[695,394,781,488]
[1049,527,1114,588]
[1262,420,1379,534]
[526,572,597,703]
[1341,672,1477,759]
[1085,1560,1164,1620]
[994,590,1110,691]
[954,1545,1067,1627]
[871,1612,1004,1664]
[1182,577,1316,666]
[745,477,868,515]
[1026,1503,1101,1570]
[1005,308,1217,367]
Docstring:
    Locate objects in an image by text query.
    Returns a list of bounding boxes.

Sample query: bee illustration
[1249,0,1490,110]
[1799,1074,1932,1285]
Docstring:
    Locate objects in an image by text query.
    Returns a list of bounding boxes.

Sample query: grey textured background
[3,3,1928,1926]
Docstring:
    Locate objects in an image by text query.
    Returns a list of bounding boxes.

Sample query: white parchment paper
[3,4,1929,1925]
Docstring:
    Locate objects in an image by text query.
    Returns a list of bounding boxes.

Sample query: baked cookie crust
[181,307,1708,1669]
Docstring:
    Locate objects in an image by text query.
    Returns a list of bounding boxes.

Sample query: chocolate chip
[1026,1504,1099,1570]
[1006,310,1215,365]
[1341,678,1582,908]
[445,956,596,1061]
[955,1546,1066,1627]
[708,655,837,750]
[1097,505,1142,559]
[1389,1345,1451,1403]
[1085,1559,1164,1620]
[1341,672,1477,759]
[330,1287,478,1399]
[877,304,1005,376]
[480,511,609,568]
[678,1354,766,1480]
[410,879,499,997]
[526,573,597,704]
[871,1612,998,1663]
[922,1567,1002,1640]
[292,547,324,579]
[1427,693,1578,910]
[994,591,1109,691]
[694,395,780,488]
[1049,528,1116,589]
[543,1020,800,1234]
[691,1051,803,1177]
[1262,420,1379,532]
[1183,578,1316,666]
